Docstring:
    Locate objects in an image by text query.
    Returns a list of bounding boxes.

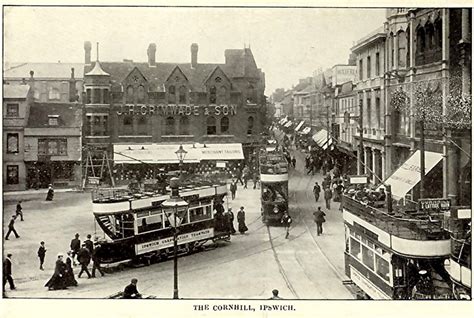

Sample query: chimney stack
[69,67,78,102]
[84,41,92,65]
[191,43,198,68]
[147,43,156,66]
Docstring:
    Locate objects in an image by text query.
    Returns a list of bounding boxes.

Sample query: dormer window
[48,115,59,126]
[168,85,176,104]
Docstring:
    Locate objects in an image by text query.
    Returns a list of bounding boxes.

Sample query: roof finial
[96,42,99,61]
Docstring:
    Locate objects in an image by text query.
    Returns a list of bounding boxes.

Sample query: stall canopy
[295,120,305,131]
[199,143,244,160]
[284,121,293,128]
[311,129,335,150]
[300,127,311,135]
[279,117,288,125]
[381,150,443,199]
[113,143,244,164]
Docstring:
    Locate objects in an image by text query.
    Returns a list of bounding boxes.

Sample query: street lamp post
[162,177,189,299]
[175,144,188,176]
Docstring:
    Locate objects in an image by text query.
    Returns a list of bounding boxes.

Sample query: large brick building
[82,42,266,180]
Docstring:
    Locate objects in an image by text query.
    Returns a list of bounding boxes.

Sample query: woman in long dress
[45,184,54,201]
[64,251,78,287]
[237,206,248,234]
[45,254,67,290]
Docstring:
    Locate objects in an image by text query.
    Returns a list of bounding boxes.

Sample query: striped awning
[300,127,311,135]
[284,121,293,128]
[295,121,305,131]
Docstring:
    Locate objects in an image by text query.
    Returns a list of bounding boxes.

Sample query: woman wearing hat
[64,251,78,287]
[237,206,248,234]
[45,184,54,201]
[45,254,67,290]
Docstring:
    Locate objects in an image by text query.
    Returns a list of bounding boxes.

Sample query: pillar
[372,149,377,183]
[461,8,471,94]
[442,8,450,198]
[381,151,386,180]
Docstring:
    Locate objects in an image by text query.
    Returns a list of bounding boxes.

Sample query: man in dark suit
[77,244,92,278]
[15,200,23,221]
[3,253,15,292]
[70,233,81,265]
[91,244,105,278]
[84,234,94,254]
[123,278,142,299]
[5,215,20,240]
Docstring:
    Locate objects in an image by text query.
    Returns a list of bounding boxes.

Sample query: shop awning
[381,150,443,199]
[284,121,293,128]
[199,143,244,160]
[295,121,305,131]
[300,127,311,135]
[113,144,201,164]
[312,129,329,145]
[279,117,288,125]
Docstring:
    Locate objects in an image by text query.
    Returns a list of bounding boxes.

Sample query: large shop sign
[116,104,237,117]
[418,198,451,211]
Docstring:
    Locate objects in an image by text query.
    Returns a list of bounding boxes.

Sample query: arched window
[209,86,217,104]
[247,84,257,103]
[165,116,175,135]
[168,85,176,104]
[217,86,227,104]
[220,116,229,133]
[416,26,425,54]
[247,116,254,135]
[434,18,442,49]
[123,115,133,135]
[126,86,134,103]
[406,27,411,66]
[137,116,147,135]
[206,116,217,135]
[397,31,407,68]
[179,86,187,104]
[179,116,189,135]
[425,22,435,50]
[390,33,395,68]
[137,85,146,104]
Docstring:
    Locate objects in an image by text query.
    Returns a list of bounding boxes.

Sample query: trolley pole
[173,207,179,299]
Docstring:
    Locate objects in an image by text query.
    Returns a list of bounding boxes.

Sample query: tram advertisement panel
[135,228,214,254]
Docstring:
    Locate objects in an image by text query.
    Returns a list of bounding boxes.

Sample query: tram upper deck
[259,151,288,176]
[343,194,449,242]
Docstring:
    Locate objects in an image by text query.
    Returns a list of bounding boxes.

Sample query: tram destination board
[418,198,451,211]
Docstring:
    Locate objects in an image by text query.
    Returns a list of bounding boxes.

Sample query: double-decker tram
[342,192,454,299]
[259,147,289,225]
[91,177,230,266]
[445,207,471,300]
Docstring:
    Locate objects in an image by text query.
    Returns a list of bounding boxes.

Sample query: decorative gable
[204,66,231,88]
[123,67,148,87]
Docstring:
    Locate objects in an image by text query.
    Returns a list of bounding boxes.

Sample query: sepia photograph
[1,2,472,316]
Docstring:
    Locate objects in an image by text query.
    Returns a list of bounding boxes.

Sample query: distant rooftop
[4,62,84,79]
[351,26,386,52]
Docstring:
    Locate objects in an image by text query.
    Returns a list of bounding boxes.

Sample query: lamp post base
[173,289,179,299]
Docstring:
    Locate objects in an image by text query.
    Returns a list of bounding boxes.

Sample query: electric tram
[259,146,289,225]
[342,193,455,299]
[91,177,230,265]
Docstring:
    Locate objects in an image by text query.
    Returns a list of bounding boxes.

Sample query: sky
[4,6,386,95]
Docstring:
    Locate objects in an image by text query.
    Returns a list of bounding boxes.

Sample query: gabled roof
[86,61,231,93]
[4,62,84,79]
[26,103,82,128]
[203,65,232,85]
[165,65,189,83]
[3,84,30,99]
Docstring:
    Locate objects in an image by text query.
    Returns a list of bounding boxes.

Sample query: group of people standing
[214,202,249,235]
[43,233,105,291]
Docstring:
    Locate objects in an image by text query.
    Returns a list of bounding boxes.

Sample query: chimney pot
[191,43,198,68]
[147,43,156,66]
[29,70,34,78]
[71,67,75,79]
[84,41,92,65]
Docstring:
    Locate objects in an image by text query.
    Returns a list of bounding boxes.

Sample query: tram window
[350,238,361,260]
[375,255,390,282]
[362,245,375,270]
[138,214,163,233]
[189,207,206,222]
[205,205,212,217]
